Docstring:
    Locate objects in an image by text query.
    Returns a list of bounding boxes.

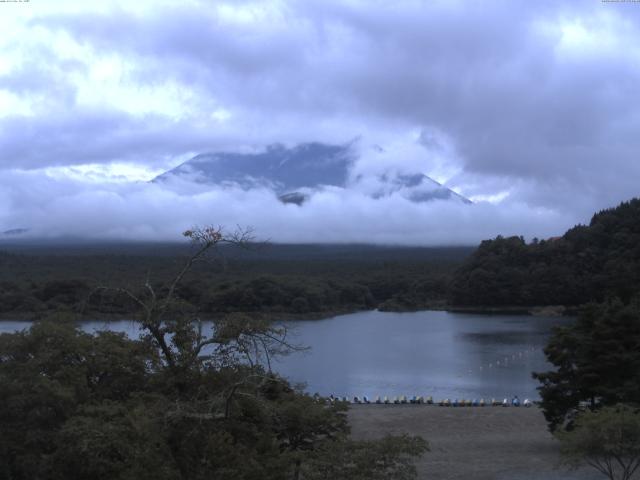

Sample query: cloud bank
[0,166,574,245]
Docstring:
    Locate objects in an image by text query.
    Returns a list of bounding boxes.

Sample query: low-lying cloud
[0,167,577,245]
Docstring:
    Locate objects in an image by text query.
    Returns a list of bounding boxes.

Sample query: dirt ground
[347,405,605,480]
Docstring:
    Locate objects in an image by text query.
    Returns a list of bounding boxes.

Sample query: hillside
[450,198,640,307]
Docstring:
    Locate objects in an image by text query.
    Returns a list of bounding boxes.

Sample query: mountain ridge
[153,142,472,205]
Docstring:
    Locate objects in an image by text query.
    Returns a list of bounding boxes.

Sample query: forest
[0,243,471,319]
[450,198,640,307]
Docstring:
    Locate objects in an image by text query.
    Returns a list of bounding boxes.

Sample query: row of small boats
[324,395,533,407]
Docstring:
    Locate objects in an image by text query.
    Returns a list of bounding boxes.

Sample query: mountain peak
[154,142,471,205]
[155,142,354,193]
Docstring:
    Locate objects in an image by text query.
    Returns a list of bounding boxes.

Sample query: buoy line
[462,345,539,377]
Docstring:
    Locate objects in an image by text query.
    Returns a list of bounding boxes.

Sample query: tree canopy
[451,198,640,307]
[533,298,640,431]
[556,404,640,480]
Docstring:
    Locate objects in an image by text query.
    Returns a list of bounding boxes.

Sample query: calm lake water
[0,310,571,400]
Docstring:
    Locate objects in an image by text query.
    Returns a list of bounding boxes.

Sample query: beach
[348,405,604,480]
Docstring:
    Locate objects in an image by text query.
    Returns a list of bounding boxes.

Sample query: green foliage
[52,399,179,480]
[0,231,428,479]
[1,316,420,479]
[533,298,640,431]
[555,404,640,480]
[0,321,155,479]
[451,198,640,306]
[0,244,470,318]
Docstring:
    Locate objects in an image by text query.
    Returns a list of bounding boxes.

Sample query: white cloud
[0,169,575,244]
[41,163,164,183]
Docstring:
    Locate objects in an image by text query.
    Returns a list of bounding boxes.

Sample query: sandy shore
[348,405,604,480]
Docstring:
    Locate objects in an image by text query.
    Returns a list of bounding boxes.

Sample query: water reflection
[274,310,571,400]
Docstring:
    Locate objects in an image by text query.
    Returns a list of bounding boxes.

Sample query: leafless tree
[91,225,302,374]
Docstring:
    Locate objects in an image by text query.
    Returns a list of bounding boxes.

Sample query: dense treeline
[451,198,640,307]
[534,297,640,431]
[0,244,470,318]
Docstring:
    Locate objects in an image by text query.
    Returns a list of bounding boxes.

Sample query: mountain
[154,143,352,193]
[153,142,471,205]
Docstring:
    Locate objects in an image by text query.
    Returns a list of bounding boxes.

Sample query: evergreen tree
[533,298,640,431]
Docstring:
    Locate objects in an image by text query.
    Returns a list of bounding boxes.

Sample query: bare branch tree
[87,225,304,377]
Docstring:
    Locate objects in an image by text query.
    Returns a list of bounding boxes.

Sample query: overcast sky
[1,0,639,244]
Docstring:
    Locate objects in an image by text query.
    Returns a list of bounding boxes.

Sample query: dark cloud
[1,0,639,241]
[1,109,214,168]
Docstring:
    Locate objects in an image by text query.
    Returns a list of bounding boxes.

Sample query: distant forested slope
[0,243,472,318]
[451,198,640,306]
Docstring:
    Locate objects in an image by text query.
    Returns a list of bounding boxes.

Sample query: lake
[0,310,570,400]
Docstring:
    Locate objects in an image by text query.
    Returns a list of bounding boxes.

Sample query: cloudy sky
[1,0,639,244]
